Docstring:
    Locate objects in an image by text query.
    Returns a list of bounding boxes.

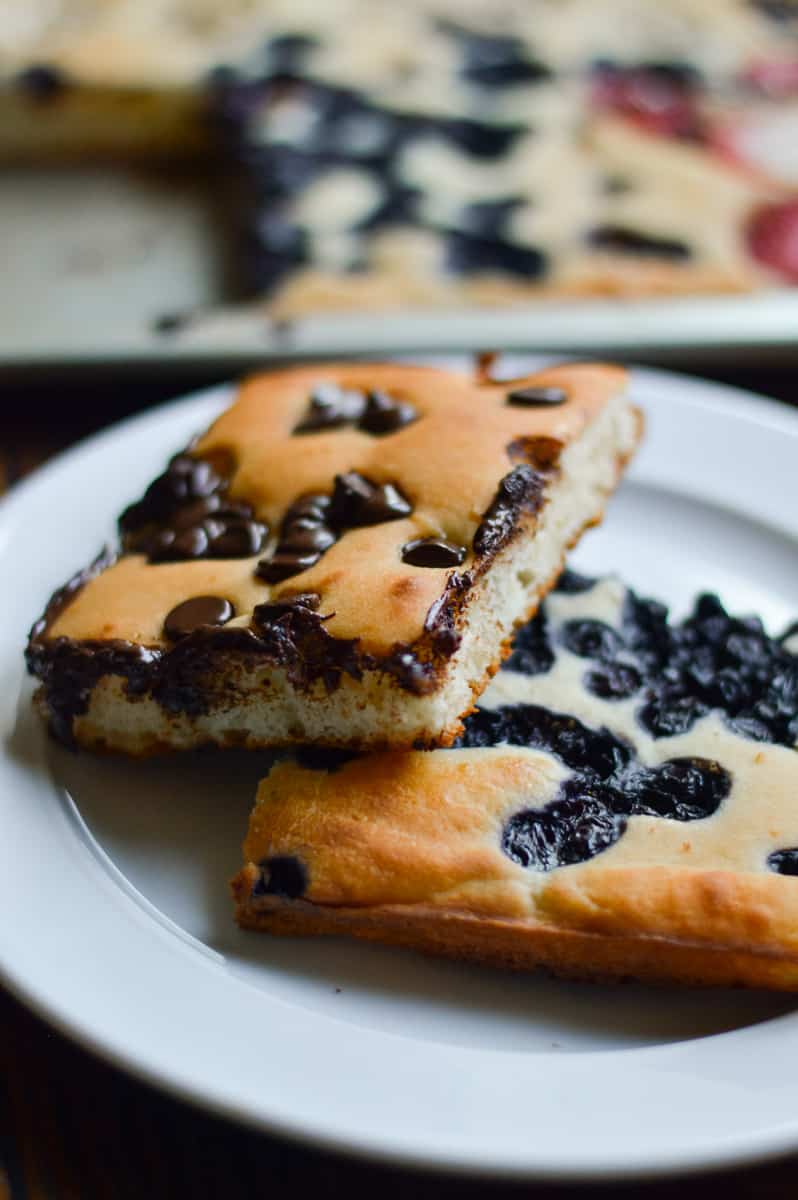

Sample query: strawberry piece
[747,199,798,281]
[591,64,703,139]
[744,59,798,98]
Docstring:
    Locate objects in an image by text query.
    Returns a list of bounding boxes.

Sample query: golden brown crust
[233,886,798,992]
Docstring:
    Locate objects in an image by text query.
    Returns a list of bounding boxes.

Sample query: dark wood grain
[2,363,797,1199]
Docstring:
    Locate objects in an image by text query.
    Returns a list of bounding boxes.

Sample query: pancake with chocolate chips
[26,359,639,754]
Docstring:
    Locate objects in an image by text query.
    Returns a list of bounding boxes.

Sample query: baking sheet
[1,167,797,369]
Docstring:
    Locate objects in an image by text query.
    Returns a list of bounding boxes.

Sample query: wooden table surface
[2,363,797,1200]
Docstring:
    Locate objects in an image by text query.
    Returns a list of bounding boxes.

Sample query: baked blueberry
[252,855,308,899]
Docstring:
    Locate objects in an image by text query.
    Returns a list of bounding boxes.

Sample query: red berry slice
[591,66,702,139]
[747,199,798,281]
[744,59,798,99]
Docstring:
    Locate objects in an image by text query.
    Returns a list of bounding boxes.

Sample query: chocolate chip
[256,551,322,583]
[587,225,691,260]
[289,493,332,521]
[507,386,567,407]
[119,452,226,537]
[329,472,412,527]
[259,493,339,580]
[163,596,234,640]
[294,383,367,433]
[358,391,418,435]
[295,385,417,437]
[190,459,222,497]
[252,855,308,899]
[280,521,337,554]
[152,526,210,562]
[170,496,221,530]
[402,538,467,568]
[209,520,268,557]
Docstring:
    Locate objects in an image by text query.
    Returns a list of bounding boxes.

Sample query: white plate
[1,359,797,1182]
[2,167,798,368]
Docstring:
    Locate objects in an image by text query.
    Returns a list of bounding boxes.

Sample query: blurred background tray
[3,165,797,375]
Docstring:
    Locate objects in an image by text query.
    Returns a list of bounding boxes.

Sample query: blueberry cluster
[209,23,721,299]
[456,575,797,872]
[211,31,555,295]
[119,452,268,562]
[508,576,798,748]
[458,703,730,871]
[623,590,798,745]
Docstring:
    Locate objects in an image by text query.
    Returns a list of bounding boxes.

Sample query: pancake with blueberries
[234,571,798,991]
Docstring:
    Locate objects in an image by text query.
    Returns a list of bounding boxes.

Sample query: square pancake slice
[27,361,639,754]
[233,573,798,991]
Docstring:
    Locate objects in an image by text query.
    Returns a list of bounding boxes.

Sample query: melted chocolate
[473,465,548,558]
[26,640,154,745]
[381,571,474,694]
[251,598,362,690]
[27,452,566,738]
